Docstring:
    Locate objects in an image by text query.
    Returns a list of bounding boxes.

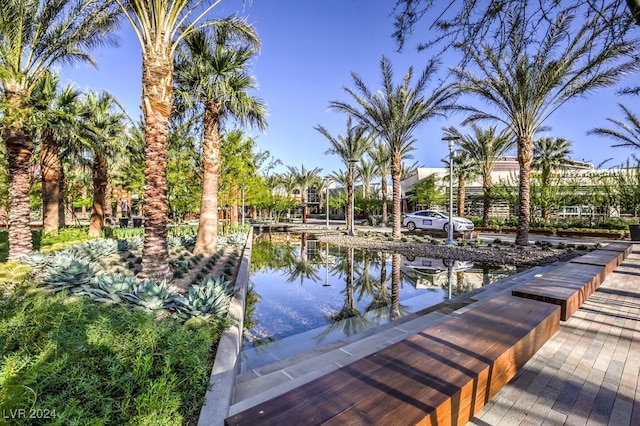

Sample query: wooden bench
[225,295,560,426]
[512,245,632,321]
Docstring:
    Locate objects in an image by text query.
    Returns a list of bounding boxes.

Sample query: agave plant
[41,253,95,294]
[123,279,178,313]
[173,275,234,322]
[226,232,247,245]
[21,252,48,269]
[81,273,139,304]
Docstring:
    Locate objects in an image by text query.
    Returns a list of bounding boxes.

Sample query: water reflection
[243,231,517,371]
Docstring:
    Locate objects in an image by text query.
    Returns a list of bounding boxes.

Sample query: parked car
[402,210,474,232]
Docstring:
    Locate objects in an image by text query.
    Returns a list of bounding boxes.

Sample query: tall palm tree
[286,164,323,224]
[533,137,573,224]
[31,73,83,234]
[589,104,640,153]
[78,92,125,236]
[445,125,513,226]
[451,10,637,245]
[315,117,369,234]
[174,26,265,256]
[447,151,477,217]
[368,141,391,224]
[0,0,119,259]
[114,0,245,278]
[329,56,454,238]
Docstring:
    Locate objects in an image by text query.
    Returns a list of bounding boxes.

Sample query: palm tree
[445,125,513,226]
[114,0,247,278]
[368,141,391,224]
[78,92,125,236]
[451,11,636,245]
[174,26,265,256]
[286,164,323,224]
[532,137,573,224]
[0,0,119,259]
[330,56,454,238]
[315,118,369,234]
[589,104,640,153]
[450,151,477,217]
[31,73,83,234]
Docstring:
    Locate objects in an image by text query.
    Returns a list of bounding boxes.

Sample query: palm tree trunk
[347,170,354,233]
[391,153,402,239]
[301,191,308,224]
[58,168,66,228]
[3,124,34,260]
[516,136,533,246]
[41,131,61,235]
[381,174,388,225]
[390,253,401,321]
[193,102,220,256]
[482,174,492,227]
[140,48,173,279]
[89,153,108,237]
[457,177,466,217]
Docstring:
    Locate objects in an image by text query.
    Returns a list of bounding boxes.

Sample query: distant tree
[368,141,391,224]
[445,125,514,226]
[286,164,323,224]
[408,174,443,209]
[315,117,369,233]
[330,56,454,238]
[532,137,573,224]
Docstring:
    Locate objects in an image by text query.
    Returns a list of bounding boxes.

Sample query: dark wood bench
[512,245,631,321]
[225,295,560,426]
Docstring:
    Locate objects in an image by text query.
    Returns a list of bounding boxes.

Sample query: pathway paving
[468,246,640,426]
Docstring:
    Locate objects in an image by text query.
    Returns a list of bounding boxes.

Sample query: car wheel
[443,223,450,232]
[406,221,416,232]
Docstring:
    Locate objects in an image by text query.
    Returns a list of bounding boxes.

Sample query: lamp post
[442,135,460,246]
[348,159,358,236]
[325,179,330,229]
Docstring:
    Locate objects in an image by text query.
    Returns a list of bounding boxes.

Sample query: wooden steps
[225,295,560,426]
[512,244,632,321]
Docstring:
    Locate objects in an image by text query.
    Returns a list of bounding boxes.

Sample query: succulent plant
[123,279,177,312]
[0,261,33,285]
[172,275,234,322]
[81,273,138,304]
[41,253,95,294]
[21,252,48,269]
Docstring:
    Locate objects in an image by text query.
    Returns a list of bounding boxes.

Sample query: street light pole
[442,135,460,246]
[325,180,330,229]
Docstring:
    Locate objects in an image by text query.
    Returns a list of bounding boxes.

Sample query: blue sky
[60,0,639,176]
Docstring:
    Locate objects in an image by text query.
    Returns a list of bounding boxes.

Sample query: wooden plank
[600,242,633,256]
[570,250,624,275]
[225,295,560,426]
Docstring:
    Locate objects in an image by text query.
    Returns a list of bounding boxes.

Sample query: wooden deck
[513,244,631,320]
[225,295,560,426]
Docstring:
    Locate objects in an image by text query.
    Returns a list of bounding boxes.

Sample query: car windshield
[433,211,448,218]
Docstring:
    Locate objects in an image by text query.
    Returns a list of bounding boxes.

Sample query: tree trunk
[140,47,173,279]
[301,190,308,224]
[381,173,388,225]
[390,253,401,321]
[347,168,354,233]
[516,136,533,246]
[193,101,221,256]
[3,124,34,260]
[58,167,66,228]
[482,174,492,227]
[41,131,61,235]
[457,176,466,217]
[89,153,108,237]
[391,152,402,239]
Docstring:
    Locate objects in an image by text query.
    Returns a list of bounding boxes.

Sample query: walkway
[469,246,640,426]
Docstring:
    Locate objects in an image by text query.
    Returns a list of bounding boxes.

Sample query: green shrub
[0,283,228,425]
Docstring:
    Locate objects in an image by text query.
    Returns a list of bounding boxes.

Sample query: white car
[402,210,474,232]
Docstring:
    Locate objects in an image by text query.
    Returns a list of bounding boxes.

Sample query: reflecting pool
[242,231,519,371]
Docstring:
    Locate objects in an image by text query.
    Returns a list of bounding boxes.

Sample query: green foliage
[407,174,444,208]
[82,273,139,304]
[0,283,227,425]
[173,276,234,322]
[123,280,178,313]
[0,261,32,286]
[41,252,95,294]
